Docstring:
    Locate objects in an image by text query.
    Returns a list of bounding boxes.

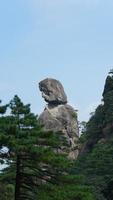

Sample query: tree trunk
[15,155,21,200]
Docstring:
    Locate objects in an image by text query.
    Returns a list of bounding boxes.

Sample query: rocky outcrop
[39,78,67,105]
[38,78,79,159]
[80,73,113,155]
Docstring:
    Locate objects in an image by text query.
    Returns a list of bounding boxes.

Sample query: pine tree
[0,95,94,200]
[0,96,71,199]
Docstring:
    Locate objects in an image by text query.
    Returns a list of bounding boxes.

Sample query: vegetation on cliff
[1,70,113,200]
[74,70,113,200]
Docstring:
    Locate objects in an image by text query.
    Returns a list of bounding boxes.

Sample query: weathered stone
[39,104,78,136]
[38,78,79,159]
[39,78,67,105]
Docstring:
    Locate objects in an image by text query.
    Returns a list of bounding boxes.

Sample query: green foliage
[71,111,77,119]
[74,71,113,200]
[102,75,113,97]
[0,183,14,200]
[75,72,113,199]
[102,75,113,124]
[74,139,113,200]
[0,95,94,200]
[37,184,94,200]
[37,174,94,200]
[2,70,113,200]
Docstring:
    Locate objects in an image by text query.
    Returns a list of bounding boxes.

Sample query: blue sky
[0,0,113,121]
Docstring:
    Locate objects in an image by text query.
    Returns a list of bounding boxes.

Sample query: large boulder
[39,78,67,105]
[38,78,79,159]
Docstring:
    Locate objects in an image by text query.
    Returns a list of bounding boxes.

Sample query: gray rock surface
[39,78,67,105]
[38,78,79,159]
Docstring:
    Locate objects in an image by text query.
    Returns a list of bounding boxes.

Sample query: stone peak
[39,78,67,105]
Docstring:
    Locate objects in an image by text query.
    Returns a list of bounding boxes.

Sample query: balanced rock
[38,78,79,159]
[39,78,67,105]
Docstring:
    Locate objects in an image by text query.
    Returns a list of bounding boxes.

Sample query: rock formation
[38,78,79,159]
